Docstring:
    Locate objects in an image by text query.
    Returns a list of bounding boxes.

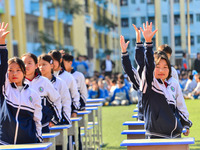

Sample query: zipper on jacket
[170,117,177,138]
[14,88,22,144]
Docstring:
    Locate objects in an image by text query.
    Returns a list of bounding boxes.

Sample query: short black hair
[189,75,193,80]
[22,53,38,64]
[158,44,172,55]
[62,54,74,62]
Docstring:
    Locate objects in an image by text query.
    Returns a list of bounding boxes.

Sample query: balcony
[30,0,40,16]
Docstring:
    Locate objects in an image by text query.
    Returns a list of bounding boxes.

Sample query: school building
[0,0,121,72]
[120,0,200,67]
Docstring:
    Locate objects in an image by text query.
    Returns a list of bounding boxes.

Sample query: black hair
[22,53,38,64]
[38,54,53,64]
[117,73,124,80]
[189,75,193,80]
[111,79,116,84]
[48,50,62,66]
[62,54,74,62]
[183,52,186,57]
[154,51,172,80]
[158,44,172,55]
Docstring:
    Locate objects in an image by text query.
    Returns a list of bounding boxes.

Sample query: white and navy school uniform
[25,75,61,133]
[0,45,43,144]
[54,69,80,113]
[136,43,192,138]
[71,69,88,110]
[50,75,71,124]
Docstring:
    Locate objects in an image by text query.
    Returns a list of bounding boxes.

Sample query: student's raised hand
[140,21,157,43]
[120,35,129,53]
[0,22,10,44]
[132,24,141,43]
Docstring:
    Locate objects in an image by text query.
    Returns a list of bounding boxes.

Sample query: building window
[186,36,194,45]
[197,36,200,43]
[141,17,146,24]
[175,36,181,46]
[140,0,145,3]
[131,0,136,4]
[174,0,179,3]
[132,38,136,46]
[174,15,180,25]
[196,14,200,22]
[185,14,193,24]
[162,15,167,23]
[163,36,168,44]
[147,0,154,4]
[120,0,128,6]
[132,17,136,25]
[148,17,155,24]
[121,18,129,27]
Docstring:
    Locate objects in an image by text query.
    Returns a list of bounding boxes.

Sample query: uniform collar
[11,83,29,90]
[51,75,57,83]
[71,68,76,74]
[25,72,40,81]
[58,68,65,75]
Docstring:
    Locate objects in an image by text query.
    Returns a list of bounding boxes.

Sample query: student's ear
[60,58,63,64]
[35,63,38,69]
[70,61,73,65]
[50,63,54,69]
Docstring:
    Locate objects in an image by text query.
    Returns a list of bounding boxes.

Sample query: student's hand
[71,112,77,118]
[120,35,129,53]
[183,129,190,136]
[0,22,10,44]
[132,24,141,43]
[140,21,158,43]
[49,122,55,127]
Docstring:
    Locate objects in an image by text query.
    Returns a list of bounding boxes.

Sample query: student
[48,50,80,117]
[121,22,192,138]
[62,54,88,111]
[38,54,71,125]
[21,53,61,133]
[98,79,109,99]
[0,22,42,144]
[88,80,104,99]
[183,74,197,98]
[109,80,131,106]
[158,44,179,81]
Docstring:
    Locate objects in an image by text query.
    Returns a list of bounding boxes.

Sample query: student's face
[52,58,60,71]
[117,82,123,88]
[8,63,24,86]
[63,60,72,72]
[92,81,98,90]
[154,59,169,81]
[38,59,52,76]
[22,56,37,76]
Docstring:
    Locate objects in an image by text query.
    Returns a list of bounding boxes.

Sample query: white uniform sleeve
[171,67,179,81]
[46,80,62,120]
[176,81,189,119]
[60,81,71,123]
[69,75,80,112]
[79,73,88,103]
[32,91,43,142]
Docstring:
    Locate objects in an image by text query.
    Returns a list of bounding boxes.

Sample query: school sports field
[101,100,200,150]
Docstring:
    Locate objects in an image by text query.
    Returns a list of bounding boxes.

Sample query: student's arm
[69,74,80,113]
[140,22,157,90]
[47,80,62,122]
[120,35,140,91]
[79,73,88,110]
[124,87,131,103]
[32,92,43,142]
[60,82,72,124]
[0,23,9,90]
[176,81,192,134]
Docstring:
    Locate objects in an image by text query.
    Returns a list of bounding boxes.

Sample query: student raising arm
[0,22,43,144]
